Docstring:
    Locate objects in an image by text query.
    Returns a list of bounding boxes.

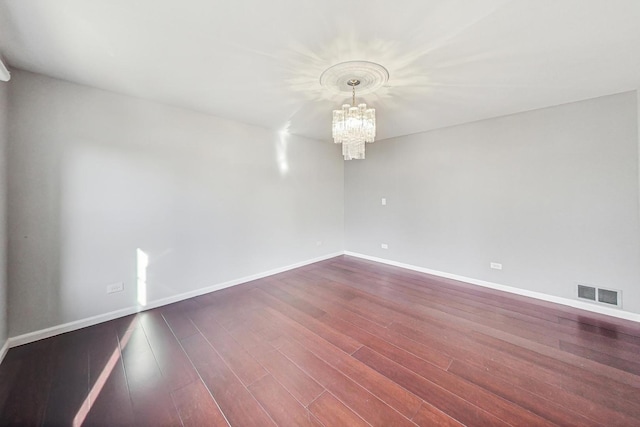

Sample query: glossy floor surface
[1,255,639,426]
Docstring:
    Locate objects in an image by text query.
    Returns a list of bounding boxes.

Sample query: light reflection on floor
[72,323,135,427]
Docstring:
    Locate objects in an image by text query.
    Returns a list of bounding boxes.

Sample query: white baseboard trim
[7,306,138,348]
[135,251,344,313]
[6,251,343,349]
[0,339,8,365]
[344,251,640,323]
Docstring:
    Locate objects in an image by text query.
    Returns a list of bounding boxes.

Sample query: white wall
[345,92,640,315]
[0,78,8,350]
[7,70,344,337]
[5,69,640,340]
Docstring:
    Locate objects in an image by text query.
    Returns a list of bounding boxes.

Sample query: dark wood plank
[558,316,640,345]
[559,339,640,375]
[384,319,640,422]
[471,331,640,400]
[323,262,561,335]
[248,374,319,426]
[119,324,183,427]
[0,338,57,426]
[448,359,638,427]
[473,350,640,420]
[224,320,325,406]
[308,392,370,427]
[346,286,640,396]
[318,260,555,340]
[41,330,91,426]
[261,279,327,318]
[235,286,424,420]
[181,333,276,426]
[352,345,522,427]
[0,351,22,413]
[556,312,640,340]
[254,287,362,354]
[334,255,640,338]
[331,258,562,323]
[48,322,135,427]
[280,274,394,327]
[562,331,640,363]
[362,267,640,362]
[83,324,135,426]
[171,379,229,427]
[189,309,268,386]
[269,312,424,419]
[411,403,465,427]
[321,312,452,371]
[159,298,201,340]
[278,338,417,427]
[139,310,199,390]
[387,319,640,419]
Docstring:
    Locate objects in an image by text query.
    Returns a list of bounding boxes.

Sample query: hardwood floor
[1,255,639,426]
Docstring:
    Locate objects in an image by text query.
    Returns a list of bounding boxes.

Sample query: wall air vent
[577,284,621,308]
[597,288,619,306]
[577,284,596,301]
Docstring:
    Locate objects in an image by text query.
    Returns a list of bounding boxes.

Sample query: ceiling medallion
[320,61,389,160]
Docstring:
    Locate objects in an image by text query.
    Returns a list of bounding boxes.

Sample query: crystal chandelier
[332,79,376,160]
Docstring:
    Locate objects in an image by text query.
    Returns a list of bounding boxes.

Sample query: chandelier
[332,79,375,160]
[321,61,388,161]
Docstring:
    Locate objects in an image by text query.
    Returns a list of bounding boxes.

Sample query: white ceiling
[1,0,639,141]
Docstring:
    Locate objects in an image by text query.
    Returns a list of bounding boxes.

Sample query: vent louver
[577,284,621,308]
[577,285,596,301]
[598,288,619,305]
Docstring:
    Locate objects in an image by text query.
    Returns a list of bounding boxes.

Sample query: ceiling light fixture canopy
[321,61,388,160]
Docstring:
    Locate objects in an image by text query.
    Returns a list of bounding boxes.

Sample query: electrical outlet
[381,198,387,206]
[106,282,124,294]
[490,262,502,270]
[316,240,322,246]
[381,243,388,249]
